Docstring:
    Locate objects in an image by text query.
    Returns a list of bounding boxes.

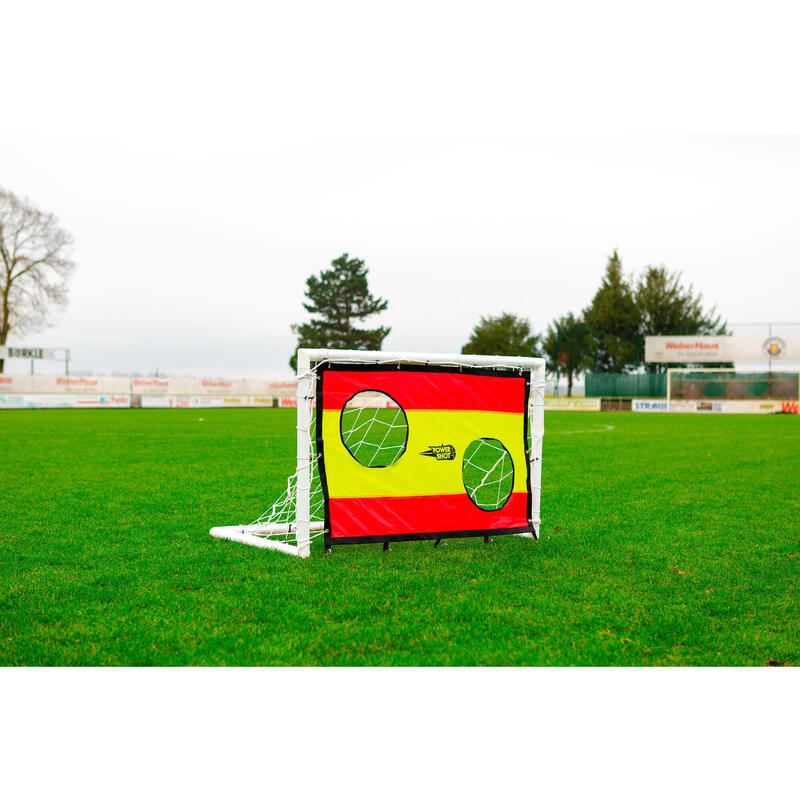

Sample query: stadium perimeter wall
[544,397,601,411]
[3,375,795,413]
[666,399,799,414]
[0,374,605,412]
[0,374,296,409]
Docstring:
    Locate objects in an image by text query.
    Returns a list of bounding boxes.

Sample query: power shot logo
[420,444,456,461]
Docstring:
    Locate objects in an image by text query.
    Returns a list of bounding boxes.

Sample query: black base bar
[328,526,533,547]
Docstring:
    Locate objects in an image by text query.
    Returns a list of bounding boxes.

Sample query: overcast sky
[3,2,799,377]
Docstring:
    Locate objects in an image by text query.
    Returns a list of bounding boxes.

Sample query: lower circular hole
[461,438,514,511]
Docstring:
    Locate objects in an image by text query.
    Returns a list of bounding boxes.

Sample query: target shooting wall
[316,363,534,548]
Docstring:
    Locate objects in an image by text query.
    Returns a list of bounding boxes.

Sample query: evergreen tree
[634,265,728,371]
[462,312,540,358]
[290,253,390,370]
[583,250,641,372]
[543,313,591,397]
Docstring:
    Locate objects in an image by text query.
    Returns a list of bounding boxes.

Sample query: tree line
[0,182,727,388]
[292,251,726,394]
[0,186,75,373]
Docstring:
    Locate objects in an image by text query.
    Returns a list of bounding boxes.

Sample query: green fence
[585,373,667,398]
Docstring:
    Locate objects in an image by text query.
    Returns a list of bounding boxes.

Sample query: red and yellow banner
[318,366,532,545]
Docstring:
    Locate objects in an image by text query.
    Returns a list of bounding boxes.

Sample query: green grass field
[1,408,798,666]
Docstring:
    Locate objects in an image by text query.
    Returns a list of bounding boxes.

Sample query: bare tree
[0,187,76,372]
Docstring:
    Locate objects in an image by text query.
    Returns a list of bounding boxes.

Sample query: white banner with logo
[131,377,279,396]
[0,346,65,360]
[0,375,130,394]
[140,395,275,409]
[645,336,800,363]
[669,399,798,415]
[544,397,601,411]
[0,393,131,409]
[632,399,669,412]
[0,373,293,409]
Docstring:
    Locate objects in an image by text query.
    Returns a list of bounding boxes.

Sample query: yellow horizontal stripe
[322,408,527,500]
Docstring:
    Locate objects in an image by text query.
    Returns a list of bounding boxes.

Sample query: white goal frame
[210,349,546,558]
[667,366,800,412]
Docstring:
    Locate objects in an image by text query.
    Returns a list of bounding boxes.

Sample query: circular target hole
[462,438,514,511]
[340,391,408,468]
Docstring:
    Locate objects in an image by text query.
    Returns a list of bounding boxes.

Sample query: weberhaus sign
[645,336,800,363]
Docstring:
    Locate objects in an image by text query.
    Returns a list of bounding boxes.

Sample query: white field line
[551,424,615,435]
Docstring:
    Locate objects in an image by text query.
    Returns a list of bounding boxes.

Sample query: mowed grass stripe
[0,408,798,666]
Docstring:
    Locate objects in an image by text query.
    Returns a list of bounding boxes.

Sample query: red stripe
[322,370,525,413]
[329,493,529,538]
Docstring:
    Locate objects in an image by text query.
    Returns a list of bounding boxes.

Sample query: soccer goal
[210,349,546,557]
[667,368,800,414]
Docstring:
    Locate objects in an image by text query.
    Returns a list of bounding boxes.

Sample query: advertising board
[632,399,668,412]
[645,336,800,363]
[0,394,131,409]
[0,374,304,410]
[544,397,601,411]
[0,375,130,394]
[0,346,65,360]
[140,395,274,409]
[131,377,277,396]
[668,399,795,414]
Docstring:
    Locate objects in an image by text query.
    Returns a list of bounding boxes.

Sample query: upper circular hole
[462,438,514,510]
[340,391,408,468]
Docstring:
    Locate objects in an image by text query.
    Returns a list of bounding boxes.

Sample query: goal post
[210,349,546,558]
[295,347,313,558]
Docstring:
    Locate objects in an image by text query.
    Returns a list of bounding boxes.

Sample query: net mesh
[670,371,800,401]
[462,438,515,511]
[340,392,408,467]
[250,404,325,538]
